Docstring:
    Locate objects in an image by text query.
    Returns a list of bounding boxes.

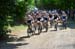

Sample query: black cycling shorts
[44,17,48,21]
[27,20,31,24]
[37,18,41,21]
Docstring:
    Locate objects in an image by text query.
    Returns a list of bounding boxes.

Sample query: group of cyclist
[25,9,68,37]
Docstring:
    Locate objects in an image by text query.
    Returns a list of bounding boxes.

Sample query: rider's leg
[50,20,53,28]
[27,25,31,37]
[46,21,48,32]
[63,21,67,29]
[54,22,58,31]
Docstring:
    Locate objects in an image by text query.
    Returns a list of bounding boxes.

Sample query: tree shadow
[34,33,40,35]
[17,36,30,41]
[42,31,47,33]
[0,35,29,49]
[0,42,29,49]
[58,43,75,49]
[67,22,75,29]
[50,30,57,31]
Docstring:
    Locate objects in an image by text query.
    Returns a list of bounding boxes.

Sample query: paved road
[0,23,75,49]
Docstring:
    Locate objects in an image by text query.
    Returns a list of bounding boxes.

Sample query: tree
[0,0,16,38]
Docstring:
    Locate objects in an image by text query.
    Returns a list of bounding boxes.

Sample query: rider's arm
[24,16,28,24]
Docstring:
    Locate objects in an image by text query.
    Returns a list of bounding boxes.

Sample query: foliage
[36,0,75,10]
[0,0,75,38]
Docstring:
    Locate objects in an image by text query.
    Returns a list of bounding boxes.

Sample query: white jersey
[27,15,33,20]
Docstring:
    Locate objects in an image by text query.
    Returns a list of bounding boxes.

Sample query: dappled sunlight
[0,0,75,49]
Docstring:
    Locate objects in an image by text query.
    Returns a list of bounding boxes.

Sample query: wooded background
[0,0,75,38]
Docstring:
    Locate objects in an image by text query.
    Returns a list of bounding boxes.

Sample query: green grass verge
[7,25,27,32]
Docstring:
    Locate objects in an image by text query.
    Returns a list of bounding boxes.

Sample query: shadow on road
[17,36,30,41]
[68,22,75,29]
[0,35,29,49]
[0,43,28,49]
[0,42,29,49]
[58,44,75,49]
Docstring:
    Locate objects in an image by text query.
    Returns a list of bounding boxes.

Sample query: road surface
[0,23,75,49]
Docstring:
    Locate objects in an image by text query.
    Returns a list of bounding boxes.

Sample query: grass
[7,24,27,33]
[12,25,27,31]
